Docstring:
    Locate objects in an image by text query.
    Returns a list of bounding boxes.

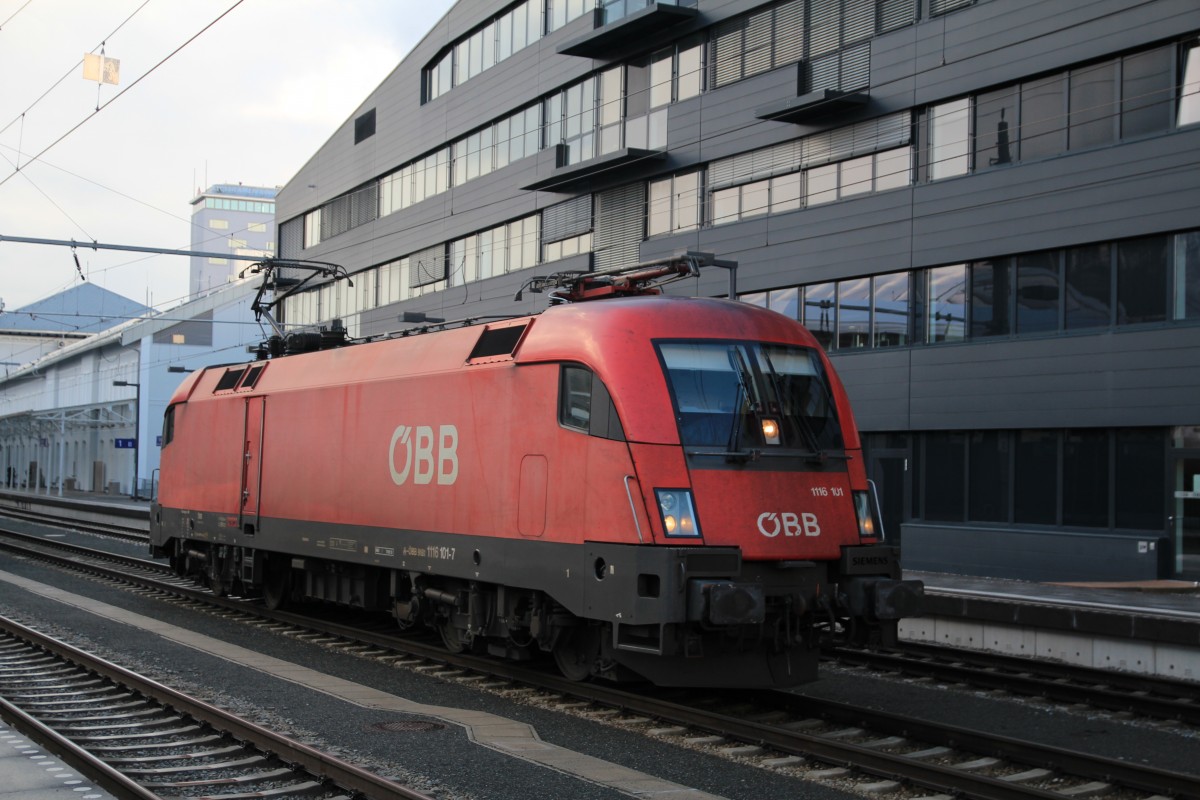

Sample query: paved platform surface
[0,722,113,799]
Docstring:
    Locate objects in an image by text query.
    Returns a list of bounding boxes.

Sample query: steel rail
[747,688,1200,799]
[832,644,1200,725]
[0,694,163,800]
[0,614,434,800]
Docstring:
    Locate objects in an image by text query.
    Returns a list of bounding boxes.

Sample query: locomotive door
[239,396,266,536]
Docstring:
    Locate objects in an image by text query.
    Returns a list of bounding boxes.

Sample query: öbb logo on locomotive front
[756,511,821,538]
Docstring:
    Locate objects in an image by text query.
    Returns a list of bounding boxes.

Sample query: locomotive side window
[658,341,844,452]
[559,366,625,441]
[162,405,176,447]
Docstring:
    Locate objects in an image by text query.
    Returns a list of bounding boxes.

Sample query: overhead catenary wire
[0,0,246,191]
[0,0,154,141]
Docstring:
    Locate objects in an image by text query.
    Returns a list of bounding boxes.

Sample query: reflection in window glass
[803,282,837,351]
[1065,244,1111,329]
[1021,74,1066,159]
[873,272,910,346]
[975,86,1018,167]
[970,260,1011,337]
[1014,429,1057,524]
[927,265,966,343]
[741,180,769,218]
[874,148,911,191]
[1178,44,1200,127]
[1122,47,1173,138]
[968,431,1010,522]
[711,187,739,226]
[1176,231,1200,320]
[1115,429,1164,529]
[1017,251,1059,334]
[677,41,703,100]
[1116,236,1168,325]
[771,172,802,212]
[929,98,970,179]
[1063,429,1109,528]
[1069,60,1117,149]
[769,286,799,319]
[673,171,699,232]
[648,178,671,236]
[806,163,838,206]
[741,291,767,307]
[838,277,871,349]
[650,50,673,108]
[561,366,593,430]
[840,155,873,196]
[924,432,966,522]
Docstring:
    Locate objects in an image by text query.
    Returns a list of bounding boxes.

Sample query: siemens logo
[851,556,891,567]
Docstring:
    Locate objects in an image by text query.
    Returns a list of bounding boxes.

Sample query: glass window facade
[928,43,1180,180]
[737,229,1196,354]
[647,171,701,236]
[896,428,1165,532]
[425,0,544,102]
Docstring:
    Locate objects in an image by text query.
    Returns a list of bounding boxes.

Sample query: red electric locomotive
[151,256,922,687]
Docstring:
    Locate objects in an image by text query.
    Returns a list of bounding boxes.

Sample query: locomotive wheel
[262,557,291,611]
[438,618,467,654]
[553,626,600,682]
[207,557,228,598]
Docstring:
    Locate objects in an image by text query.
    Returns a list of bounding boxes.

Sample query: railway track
[0,613,433,800]
[0,500,148,544]
[2,524,1198,800]
[831,642,1200,726]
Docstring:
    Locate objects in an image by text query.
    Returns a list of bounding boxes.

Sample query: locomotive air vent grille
[239,364,266,390]
[214,367,246,392]
[468,323,529,361]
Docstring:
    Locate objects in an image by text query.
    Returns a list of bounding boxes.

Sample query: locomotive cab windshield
[658,340,844,460]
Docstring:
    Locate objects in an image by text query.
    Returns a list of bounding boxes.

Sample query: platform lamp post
[113,380,140,500]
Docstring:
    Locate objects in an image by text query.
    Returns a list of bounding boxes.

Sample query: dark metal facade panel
[908,0,1199,106]
[904,525,1169,584]
[909,130,1200,268]
[834,326,1200,433]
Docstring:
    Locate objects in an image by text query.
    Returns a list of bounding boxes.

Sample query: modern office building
[189,184,278,298]
[273,0,1200,581]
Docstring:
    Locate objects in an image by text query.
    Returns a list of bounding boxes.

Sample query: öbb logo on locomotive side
[389,424,459,486]
[757,511,820,538]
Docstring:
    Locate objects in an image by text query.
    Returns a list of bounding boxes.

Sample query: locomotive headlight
[853,490,877,539]
[761,417,781,445]
[656,489,701,538]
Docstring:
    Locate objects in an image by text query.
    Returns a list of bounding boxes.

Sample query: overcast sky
[0,0,455,313]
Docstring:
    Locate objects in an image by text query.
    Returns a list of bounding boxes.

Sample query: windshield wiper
[725,347,756,458]
[686,447,850,463]
[761,349,829,456]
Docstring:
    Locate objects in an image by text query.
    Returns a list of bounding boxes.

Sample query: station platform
[0,721,114,799]
[904,570,1200,682]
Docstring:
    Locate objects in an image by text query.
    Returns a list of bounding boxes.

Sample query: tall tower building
[189,184,278,297]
